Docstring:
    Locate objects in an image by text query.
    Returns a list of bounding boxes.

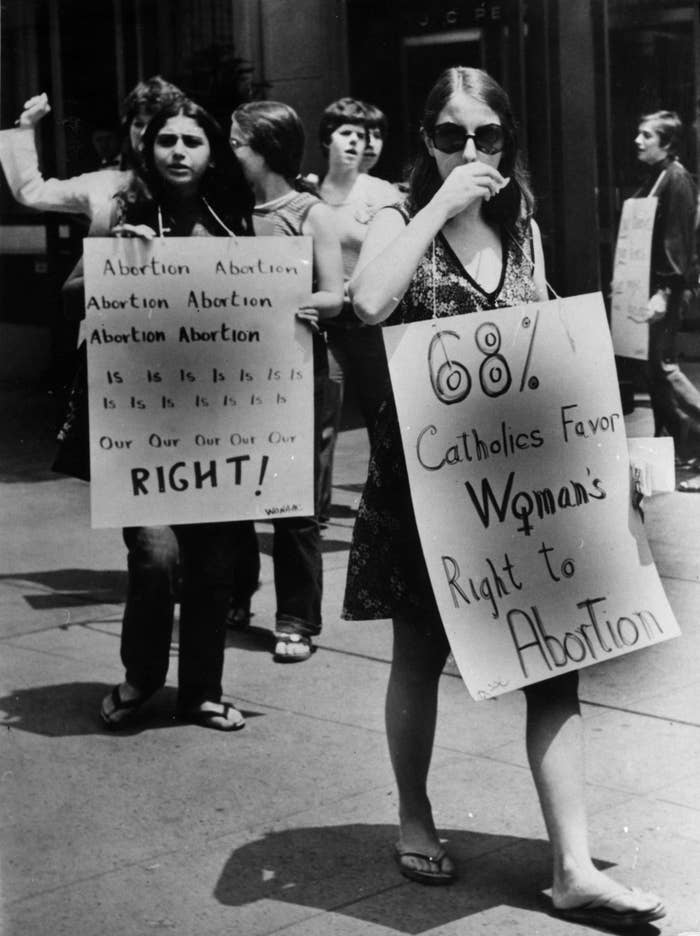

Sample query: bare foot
[273,633,312,662]
[553,868,663,915]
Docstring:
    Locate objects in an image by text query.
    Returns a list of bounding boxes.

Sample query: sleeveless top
[253,189,327,373]
[253,190,318,237]
[387,203,539,323]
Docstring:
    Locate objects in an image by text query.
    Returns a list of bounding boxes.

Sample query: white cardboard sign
[384,293,679,699]
[611,196,657,360]
[83,236,314,528]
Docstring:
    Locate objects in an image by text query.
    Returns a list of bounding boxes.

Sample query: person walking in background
[226,100,343,660]
[316,97,398,522]
[98,99,255,731]
[631,110,700,490]
[360,101,388,177]
[343,66,665,928]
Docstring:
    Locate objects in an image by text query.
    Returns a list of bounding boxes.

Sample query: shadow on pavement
[0,682,174,736]
[0,568,127,607]
[327,502,359,519]
[213,823,640,934]
[255,530,351,556]
[0,681,265,736]
[225,622,276,654]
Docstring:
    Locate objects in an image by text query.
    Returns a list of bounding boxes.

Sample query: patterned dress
[342,205,540,620]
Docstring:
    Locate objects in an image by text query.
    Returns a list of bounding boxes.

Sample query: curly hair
[120,99,253,236]
[407,67,534,231]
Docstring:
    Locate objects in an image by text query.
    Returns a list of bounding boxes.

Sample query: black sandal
[100,685,153,730]
[393,846,456,885]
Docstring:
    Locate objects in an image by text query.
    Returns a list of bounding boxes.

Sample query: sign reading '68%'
[83,236,314,528]
[384,293,679,698]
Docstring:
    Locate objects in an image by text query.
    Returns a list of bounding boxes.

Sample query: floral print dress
[342,206,540,620]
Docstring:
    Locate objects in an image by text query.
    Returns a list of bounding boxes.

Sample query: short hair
[318,97,367,151]
[362,101,388,138]
[640,110,684,157]
[233,101,305,181]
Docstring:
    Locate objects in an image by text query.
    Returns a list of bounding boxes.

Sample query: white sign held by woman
[384,292,679,699]
[84,236,313,528]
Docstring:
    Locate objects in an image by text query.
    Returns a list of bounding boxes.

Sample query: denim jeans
[121,522,245,711]
[231,346,326,637]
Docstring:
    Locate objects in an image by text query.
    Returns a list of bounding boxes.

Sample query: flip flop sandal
[180,702,245,731]
[393,846,456,886]
[100,685,153,730]
[273,632,313,662]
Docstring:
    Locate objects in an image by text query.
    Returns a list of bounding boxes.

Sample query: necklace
[157,197,236,237]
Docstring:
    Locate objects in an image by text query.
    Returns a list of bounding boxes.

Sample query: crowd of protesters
[2,63,696,928]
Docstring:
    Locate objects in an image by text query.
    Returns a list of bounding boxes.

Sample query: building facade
[1,0,697,379]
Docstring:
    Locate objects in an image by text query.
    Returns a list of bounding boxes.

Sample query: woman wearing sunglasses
[343,67,664,928]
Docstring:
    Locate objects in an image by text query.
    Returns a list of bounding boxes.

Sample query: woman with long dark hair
[100,99,255,731]
[344,67,665,928]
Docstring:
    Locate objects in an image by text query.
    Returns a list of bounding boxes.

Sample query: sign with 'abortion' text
[384,293,679,698]
[83,236,313,528]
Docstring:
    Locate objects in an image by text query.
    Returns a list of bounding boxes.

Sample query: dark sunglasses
[431,122,505,155]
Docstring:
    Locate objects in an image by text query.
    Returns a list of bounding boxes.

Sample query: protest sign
[83,236,313,528]
[611,196,657,360]
[383,293,679,699]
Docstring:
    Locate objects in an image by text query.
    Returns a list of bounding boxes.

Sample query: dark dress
[343,209,540,620]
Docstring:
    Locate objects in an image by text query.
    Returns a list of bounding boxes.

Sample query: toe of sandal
[180,702,245,731]
[273,632,313,662]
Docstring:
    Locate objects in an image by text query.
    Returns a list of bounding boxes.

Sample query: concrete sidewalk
[1,380,699,936]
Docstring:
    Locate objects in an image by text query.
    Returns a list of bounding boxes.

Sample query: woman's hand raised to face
[432,162,510,221]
